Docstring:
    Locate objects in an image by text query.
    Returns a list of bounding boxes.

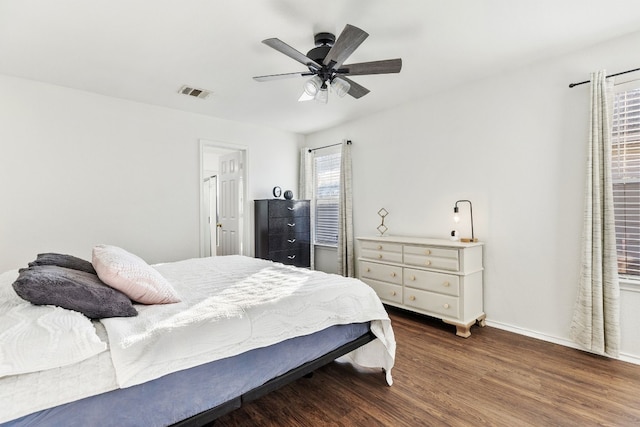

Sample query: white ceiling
[2,0,640,135]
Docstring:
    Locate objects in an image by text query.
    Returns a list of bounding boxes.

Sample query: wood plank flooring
[215,307,640,426]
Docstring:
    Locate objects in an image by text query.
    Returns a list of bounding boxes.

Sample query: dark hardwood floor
[216,307,640,426]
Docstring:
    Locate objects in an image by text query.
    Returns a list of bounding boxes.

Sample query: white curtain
[299,147,313,200]
[337,140,354,277]
[299,147,314,269]
[570,70,620,357]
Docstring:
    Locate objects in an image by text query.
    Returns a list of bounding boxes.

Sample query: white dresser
[357,236,485,337]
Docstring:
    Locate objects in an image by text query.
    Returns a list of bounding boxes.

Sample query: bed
[0,251,395,426]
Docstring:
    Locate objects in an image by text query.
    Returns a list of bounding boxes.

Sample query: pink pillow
[92,245,180,304]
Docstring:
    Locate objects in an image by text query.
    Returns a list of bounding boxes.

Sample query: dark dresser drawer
[268,200,310,218]
[269,247,311,268]
[268,233,310,251]
[268,217,310,235]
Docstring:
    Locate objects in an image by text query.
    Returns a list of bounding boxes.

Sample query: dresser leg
[443,319,474,338]
[455,325,472,338]
[477,313,487,327]
[443,314,486,338]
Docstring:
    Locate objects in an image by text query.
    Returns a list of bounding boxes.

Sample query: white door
[218,151,243,255]
[208,176,218,256]
[202,176,218,257]
[203,177,212,257]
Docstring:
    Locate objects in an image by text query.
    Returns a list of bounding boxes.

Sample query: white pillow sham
[92,245,180,305]
[0,269,107,377]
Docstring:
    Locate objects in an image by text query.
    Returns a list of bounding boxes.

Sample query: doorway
[199,140,249,257]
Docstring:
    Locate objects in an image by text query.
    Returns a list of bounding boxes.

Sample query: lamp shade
[330,77,351,97]
[303,76,323,96]
[315,87,328,103]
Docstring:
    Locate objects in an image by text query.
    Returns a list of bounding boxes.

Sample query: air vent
[178,85,212,100]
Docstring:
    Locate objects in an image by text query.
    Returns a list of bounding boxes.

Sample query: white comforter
[102,255,396,388]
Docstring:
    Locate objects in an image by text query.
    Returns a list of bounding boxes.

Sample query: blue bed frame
[4,324,376,427]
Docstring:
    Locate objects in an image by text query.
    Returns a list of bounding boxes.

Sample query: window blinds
[314,152,341,246]
[612,87,640,277]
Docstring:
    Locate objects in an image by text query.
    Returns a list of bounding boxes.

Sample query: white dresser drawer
[404,245,458,259]
[360,261,403,285]
[361,240,403,253]
[404,268,460,296]
[404,252,459,271]
[361,248,403,263]
[404,288,460,319]
[361,278,403,304]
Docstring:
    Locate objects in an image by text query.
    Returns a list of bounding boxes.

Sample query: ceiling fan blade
[342,77,370,99]
[262,38,322,69]
[323,24,368,69]
[341,58,402,76]
[253,72,310,82]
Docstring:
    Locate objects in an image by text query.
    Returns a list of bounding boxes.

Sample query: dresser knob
[411,276,416,281]
[425,249,431,255]
[288,239,296,243]
[391,272,396,277]
[377,245,382,250]
[425,260,431,266]
[443,303,450,309]
[378,254,383,259]
[391,291,397,296]
[409,296,416,301]
[287,207,294,211]
[287,255,296,260]
[443,281,450,287]
[366,268,371,272]
[287,223,296,227]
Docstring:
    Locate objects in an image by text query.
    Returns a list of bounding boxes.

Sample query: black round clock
[284,190,293,200]
[272,186,282,198]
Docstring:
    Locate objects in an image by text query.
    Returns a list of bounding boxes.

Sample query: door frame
[199,139,250,257]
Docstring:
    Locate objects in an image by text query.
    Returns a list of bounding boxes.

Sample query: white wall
[305,30,640,362]
[0,74,302,272]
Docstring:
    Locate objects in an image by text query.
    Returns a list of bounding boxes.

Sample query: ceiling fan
[253,24,402,103]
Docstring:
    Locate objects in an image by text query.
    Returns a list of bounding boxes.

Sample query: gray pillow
[29,253,97,275]
[12,265,137,319]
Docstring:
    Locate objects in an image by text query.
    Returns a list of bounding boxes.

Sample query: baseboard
[485,319,640,366]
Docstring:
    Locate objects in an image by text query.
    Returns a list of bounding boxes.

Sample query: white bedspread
[102,255,396,388]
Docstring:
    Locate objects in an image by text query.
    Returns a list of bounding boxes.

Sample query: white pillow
[92,245,181,304]
[0,269,107,377]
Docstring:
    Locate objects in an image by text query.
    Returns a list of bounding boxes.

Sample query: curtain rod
[568,67,640,88]
[308,140,352,153]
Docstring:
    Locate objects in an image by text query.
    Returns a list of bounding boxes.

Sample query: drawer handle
[443,281,450,287]
[425,249,431,255]
[288,239,296,243]
[287,223,296,227]
[391,291,397,296]
[425,260,431,266]
[287,207,294,210]
[443,303,450,309]
[411,276,416,281]
[366,267,371,272]
[391,272,396,277]
[378,254,383,259]
[409,295,416,301]
[377,245,382,250]
[287,255,296,260]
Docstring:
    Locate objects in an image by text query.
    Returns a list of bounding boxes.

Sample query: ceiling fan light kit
[254,24,402,103]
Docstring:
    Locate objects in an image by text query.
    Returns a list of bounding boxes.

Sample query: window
[612,83,640,277]
[313,151,341,246]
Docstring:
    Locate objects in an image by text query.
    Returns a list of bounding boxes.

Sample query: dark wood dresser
[254,199,311,267]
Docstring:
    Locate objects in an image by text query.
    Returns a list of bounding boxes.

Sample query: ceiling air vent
[178,85,212,100]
